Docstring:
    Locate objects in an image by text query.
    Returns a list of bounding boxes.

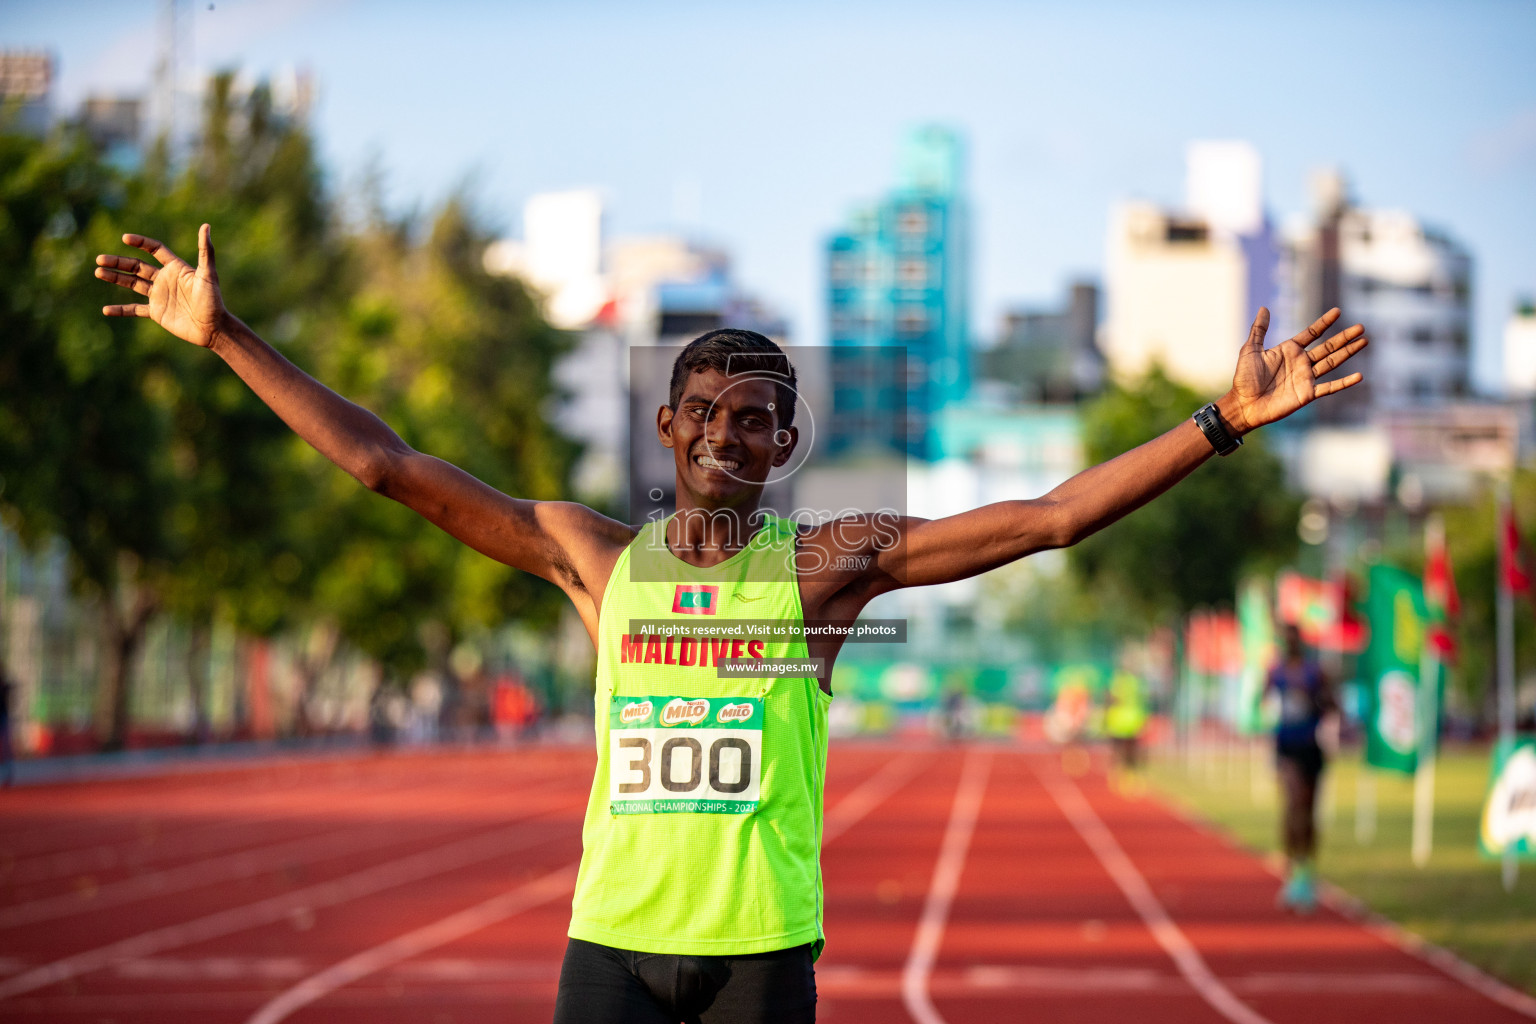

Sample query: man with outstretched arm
[95,224,1367,1024]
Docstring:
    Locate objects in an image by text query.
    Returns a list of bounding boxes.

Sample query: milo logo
[661,698,710,727]
[717,702,754,724]
[619,700,654,724]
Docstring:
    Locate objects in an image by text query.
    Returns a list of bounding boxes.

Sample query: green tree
[1068,365,1300,625]
[2,73,579,747]
[300,199,580,683]
[126,75,347,731]
[0,123,172,748]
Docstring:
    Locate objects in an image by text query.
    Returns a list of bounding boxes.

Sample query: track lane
[0,759,587,927]
[1066,758,1536,1024]
[9,743,1535,1023]
[253,746,925,1024]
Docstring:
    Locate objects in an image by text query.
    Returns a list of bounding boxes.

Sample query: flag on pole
[1413,514,1453,868]
[1277,571,1368,653]
[1480,737,1536,861]
[1362,565,1428,776]
[1237,577,1275,736]
[1424,520,1460,661]
[1501,506,1530,596]
[1493,491,1523,887]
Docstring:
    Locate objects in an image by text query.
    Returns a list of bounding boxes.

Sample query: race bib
[608,695,763,815]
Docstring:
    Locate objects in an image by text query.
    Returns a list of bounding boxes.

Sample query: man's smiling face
[658,367,797,509]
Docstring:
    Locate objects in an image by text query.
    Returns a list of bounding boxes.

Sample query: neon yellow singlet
[568,513,832,956]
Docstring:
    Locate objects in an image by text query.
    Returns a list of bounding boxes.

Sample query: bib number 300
[608,695,763,814]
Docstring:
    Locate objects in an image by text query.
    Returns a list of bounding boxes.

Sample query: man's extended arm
[94,225,627,605]
[863,308,1367,590]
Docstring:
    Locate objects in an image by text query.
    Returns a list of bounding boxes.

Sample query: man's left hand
[1224,307,1368,433]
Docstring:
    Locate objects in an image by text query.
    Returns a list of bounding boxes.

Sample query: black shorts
[553,937,817,1024]
[1276,742,1325,780]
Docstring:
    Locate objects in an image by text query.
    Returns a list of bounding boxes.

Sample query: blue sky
[7,0,1535,389]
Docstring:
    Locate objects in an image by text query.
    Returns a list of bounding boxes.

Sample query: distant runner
[1104,662,1149,788]
[1265,623,1339,913]
[94,224,1367,1023]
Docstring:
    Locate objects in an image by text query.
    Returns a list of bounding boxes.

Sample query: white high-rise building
[483,190,607,330]
[1279,170,1472,420]
[1101,202,1249,390]
[1504,302,1536,397]
[1187,140,1263,236]
[1101,141,1274,391]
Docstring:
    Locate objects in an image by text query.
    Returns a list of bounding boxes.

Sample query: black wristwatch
[1193,403,1243,456]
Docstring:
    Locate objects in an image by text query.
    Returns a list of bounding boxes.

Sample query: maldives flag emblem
[672,584,720,615]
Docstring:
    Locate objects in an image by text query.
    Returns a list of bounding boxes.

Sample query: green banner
[1481,738,1536,859]
[1362,565,1429,776]
[1237,577,1275,736]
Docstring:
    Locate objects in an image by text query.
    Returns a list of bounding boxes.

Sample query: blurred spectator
[939,685,966,742]
[493,673,539,744]
[367,684,397,749]
[0,659,14,787]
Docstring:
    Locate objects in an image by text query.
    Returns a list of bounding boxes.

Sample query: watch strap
[1193,403,1243,456]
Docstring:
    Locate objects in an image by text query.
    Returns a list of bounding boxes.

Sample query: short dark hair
[669,329,798,428]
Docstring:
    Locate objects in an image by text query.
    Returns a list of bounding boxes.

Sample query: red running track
[1,744,1532,1023]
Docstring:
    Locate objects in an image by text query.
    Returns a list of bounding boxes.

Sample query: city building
[1100,141,1275,392]
[484,194,790,516]
[1502,299,1536,398]
[825,125,971,460]
[982,281,1102,403]
[0,51,54,136]
[78,96,143,167]
[1277,169,1473,422]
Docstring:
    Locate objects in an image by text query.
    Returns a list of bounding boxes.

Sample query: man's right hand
[95,223,227,349]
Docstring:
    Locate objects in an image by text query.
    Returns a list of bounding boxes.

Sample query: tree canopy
[0,75,578,746]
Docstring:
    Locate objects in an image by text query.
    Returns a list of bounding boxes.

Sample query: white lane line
[901,747,991,1024]
[1152,782,1536,1019]
[1033,765,1274,1024]
[2,821,444,929]
[0,808,576,1001]
[237,751,929,1023]
[6,771,476,885]
[1317,881,1536,1019]
[0,765,571,928]
[824,753,928,845]
[243,863,580,1024]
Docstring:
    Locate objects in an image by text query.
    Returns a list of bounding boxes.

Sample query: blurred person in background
[939,682,966,741]
[93,224,1366,1024]
[1104,659,1149,792]
[1265,623,1339,913]
[0,657,14,787]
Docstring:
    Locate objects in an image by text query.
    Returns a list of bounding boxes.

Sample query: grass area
[1142,742,1536,995]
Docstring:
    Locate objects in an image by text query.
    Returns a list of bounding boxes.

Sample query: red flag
[1501,506,1530,596]
[1277,571,1367,654]
[1424,518,1459,661]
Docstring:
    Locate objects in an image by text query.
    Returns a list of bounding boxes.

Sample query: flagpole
[1412,518,1443,868]
[1497,483,1519,891]
[1355,763,1375,844]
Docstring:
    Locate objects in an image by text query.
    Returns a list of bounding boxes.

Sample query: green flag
[1237,577,1275,736]
[1362,565,1428,776]
[1480,737,1536,860]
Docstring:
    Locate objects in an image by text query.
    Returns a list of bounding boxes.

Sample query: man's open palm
[1230,307,1368,431]
[95,224,226,348]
